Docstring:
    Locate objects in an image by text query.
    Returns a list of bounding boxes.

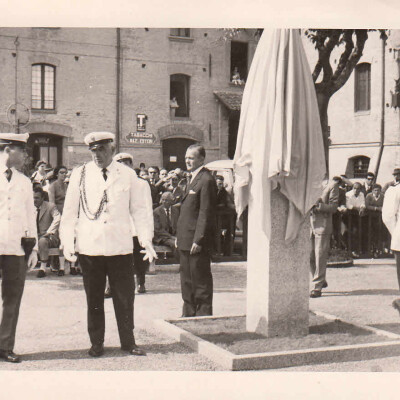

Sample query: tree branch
[331,30,368,95]
[332,30,354,80]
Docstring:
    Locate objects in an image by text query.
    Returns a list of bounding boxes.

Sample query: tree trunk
[316,89,331,175]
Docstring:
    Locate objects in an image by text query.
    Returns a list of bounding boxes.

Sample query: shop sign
[126,132,156,145]
[136,114,147,132]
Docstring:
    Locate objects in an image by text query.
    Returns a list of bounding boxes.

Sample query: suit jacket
[153,205,179,244]
[177,167,217,251]
[170,185,184,204]
[310,180,339,235]
[60,160,153,256]
[37,201,61,237]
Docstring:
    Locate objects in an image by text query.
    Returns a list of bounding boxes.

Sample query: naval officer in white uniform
[60,132,156,357]
[0,133,38,363]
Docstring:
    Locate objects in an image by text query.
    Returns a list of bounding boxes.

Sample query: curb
[154,314,400,371]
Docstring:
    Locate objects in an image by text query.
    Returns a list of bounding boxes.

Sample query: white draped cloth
[233,29,327,243]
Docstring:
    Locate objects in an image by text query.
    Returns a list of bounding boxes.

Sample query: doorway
[27,133,63,170]
[162,138,196,171]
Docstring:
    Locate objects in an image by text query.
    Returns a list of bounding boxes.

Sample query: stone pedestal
[246,188,310,337]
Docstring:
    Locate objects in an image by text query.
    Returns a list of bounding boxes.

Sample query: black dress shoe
[322,281,328,289]
[122,344,146,356]
[70,267,77,275]
[310,290,322,298]
[57,270,65,277]
[0,350,21,363]
[392,298,400,316]
[137,285,146,294]
[37,269,46,278]
[88,344,104,357]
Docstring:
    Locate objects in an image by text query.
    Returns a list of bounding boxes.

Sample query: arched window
[354,63,371,112]
[32,64,56,110]
[347,155,370,178]
[170,74,190,118]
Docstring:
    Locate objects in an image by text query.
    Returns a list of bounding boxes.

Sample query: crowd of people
[309,169,400,299]
[26,154,237,281]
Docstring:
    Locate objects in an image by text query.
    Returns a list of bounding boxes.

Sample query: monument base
[246,188,310,337]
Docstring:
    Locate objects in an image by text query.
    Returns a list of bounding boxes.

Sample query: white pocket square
[189,190,196,194]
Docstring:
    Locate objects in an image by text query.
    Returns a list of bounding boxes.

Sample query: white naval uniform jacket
[0,163,38,256]
[382,183,400,251]
[60,160,153,256]
[130,176,153,237]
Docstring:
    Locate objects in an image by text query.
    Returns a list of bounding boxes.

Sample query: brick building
[0,28,258,170]
[302,29,400,186]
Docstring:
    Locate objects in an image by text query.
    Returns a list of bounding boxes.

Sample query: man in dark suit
[310,179,339,298]
[176,144,217,317]
[33,186,61,278]
[153,192,179,251]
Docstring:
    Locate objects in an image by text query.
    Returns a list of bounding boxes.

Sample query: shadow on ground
[21,342,195,362]
[321,289,399,297]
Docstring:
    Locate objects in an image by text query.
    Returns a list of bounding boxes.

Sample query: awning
[214,90,243,111]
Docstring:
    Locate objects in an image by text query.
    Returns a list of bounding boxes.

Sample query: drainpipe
[14,36,19,133]
[374,31,388,179]
[115,28,121,153]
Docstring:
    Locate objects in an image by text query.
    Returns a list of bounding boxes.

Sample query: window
[347,156,370,179]
[170,28,190,38]
[230,41,248,85]
[170,74,190,118]
[32,64,56,110]
[354,63,371,112]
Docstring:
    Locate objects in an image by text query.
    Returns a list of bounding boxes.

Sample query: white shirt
[60,160,153,256]
[189,165,204,183]
[130,175,153,238]
[345,190,365,209]
[0,162,38,255]
[382,184,400,251]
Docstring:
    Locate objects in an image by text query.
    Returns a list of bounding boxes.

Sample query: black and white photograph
[0,0,400,398]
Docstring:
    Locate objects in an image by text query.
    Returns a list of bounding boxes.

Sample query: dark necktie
[36,207,40,234]
[102,168,108,181]
[5,168,12,182]
[166,208,172,234]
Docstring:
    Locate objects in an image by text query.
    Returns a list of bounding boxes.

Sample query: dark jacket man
[177,144,217,317]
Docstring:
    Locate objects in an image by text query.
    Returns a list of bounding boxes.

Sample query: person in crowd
[309,179,339,298]
[215,175,236,256]
[176,144,217,317]
[382,177,400,316]
[168,173,184,204]
[0,133,38,363]
[104,152,153,297]
[33,186,62,278]
[383,168,400,193]
[345,182,366,258]
[139,162,146,172]
[60,132,156,357]
[48,165,68,214]
[31,160,50,191]
[153,192,179,259]
[148,166,161,208]
[366,184,385,257]
[331,176,347,249]
[159,168,168,180]
[139,169,149,180]
[345,182,366,212]
[362,172,375,195]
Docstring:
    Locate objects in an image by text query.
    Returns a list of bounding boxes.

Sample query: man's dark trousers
[78,254,135,348]
[179,249,213,316]
[0,256,26,351]
[133,237,148,287]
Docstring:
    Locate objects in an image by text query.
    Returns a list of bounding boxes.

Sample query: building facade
[0,28,257,170]
[302,29,400,186]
